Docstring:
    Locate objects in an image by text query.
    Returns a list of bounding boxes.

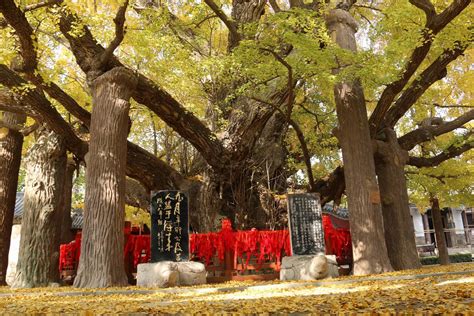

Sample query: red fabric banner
[60,216,352,275]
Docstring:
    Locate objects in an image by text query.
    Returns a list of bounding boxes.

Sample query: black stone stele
[287,193,326,255]
[150,190,189,262]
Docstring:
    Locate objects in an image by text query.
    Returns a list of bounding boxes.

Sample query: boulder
[137,261,207,287]
[136,262,178,287]
[177,261,207,286]
[326,255,339,278]
[280,254,339,281]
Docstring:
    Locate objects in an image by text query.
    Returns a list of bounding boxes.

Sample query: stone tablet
[287,193,325,255]
[151,191,189,262]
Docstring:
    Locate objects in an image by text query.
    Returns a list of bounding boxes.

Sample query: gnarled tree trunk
[12,129,66,288]
[375,129,421,270]
[327,8,392,275]
[0,112,25,285]
[430,197,449,265]
[73,67,137,288]
[59,159,76,245]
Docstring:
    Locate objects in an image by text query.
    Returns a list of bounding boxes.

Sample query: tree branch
[409,0,436,21]
[0,64,188,190]
[0,119,37,136]
[0,88,38,117]
[0,0,91,128]
[405,169,465,185]
[434,103,474,109]
[99,0,129,68]
[252,96,315,191]
[57,5,227,170]
[368,0,470,134]
[407,139,473,168]
[41,82,91,127]
[203,0,240,45]
[0,0,38,71]
[353,4,384,13]
[23,0,61,12]
[0,119,23,132]
[20,121,40,136]
[260,48,294,122]
[383,41,471,128]
[399,109,474,150]
[268,0,281,13]
[0,118,40,136]
[0,0,60,29]
[0,64,88,156]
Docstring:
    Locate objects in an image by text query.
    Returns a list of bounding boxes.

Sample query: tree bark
[59,159,76,244]
[327,8,392,275]
[375,130,421,270]
[73,67,137,288]
[12,129,67,288]
[430,197,449,265]
[0,111,25,285]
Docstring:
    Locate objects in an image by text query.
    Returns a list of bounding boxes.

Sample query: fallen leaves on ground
[0,263,473,314]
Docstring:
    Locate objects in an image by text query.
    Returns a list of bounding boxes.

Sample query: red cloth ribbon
[60,216,353,275]
[322,214,352,265]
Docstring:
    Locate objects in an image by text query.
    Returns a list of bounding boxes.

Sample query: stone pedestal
[137,262,179,287]
[137,261,207,287]
[177,261,207,286]
[280,254,339,281]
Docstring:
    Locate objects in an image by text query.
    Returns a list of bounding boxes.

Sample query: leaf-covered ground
[0,263,473,314]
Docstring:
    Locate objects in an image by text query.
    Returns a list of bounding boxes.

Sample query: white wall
[410,207,425,237]
[451,209,465,235]
[6,224,21,285]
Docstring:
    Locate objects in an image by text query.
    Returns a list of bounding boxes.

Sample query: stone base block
[177,261,207,286]
[137,261,207,287]
[280,254,339,281]
[137,262,178,287]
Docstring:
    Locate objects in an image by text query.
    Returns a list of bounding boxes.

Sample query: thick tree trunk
[73,67,137,288]
[0,112,25,285]
[430,197,449,265]
[59,160,76,244]
[375,130,421,270]
[12,129,67,288]
[327,9,392,275]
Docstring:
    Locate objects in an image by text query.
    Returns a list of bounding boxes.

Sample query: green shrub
[420,253,473,265]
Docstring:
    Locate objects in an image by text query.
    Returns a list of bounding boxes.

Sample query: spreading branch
[252,96,315,191]
[203,0,240,46]
[0,64,188,190]
[408,0,436,21]
[0,0,91,128]
[20,121,40,135]
[434,103,474,109]
[0,119,39,136]
[0,0,60,29]
[406,169,470,184]
[383,42,471,128]
[57,6,226,170]
[260,48,294,122]
[399,109,474,150]
[353,4,384,13]
[0,64,87,156]
[0,89,38,117]
[99,0,129,68]
[368,0,470,134]
[0,119,22,132]
[0,0,38,71]
[408,139,473,168]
